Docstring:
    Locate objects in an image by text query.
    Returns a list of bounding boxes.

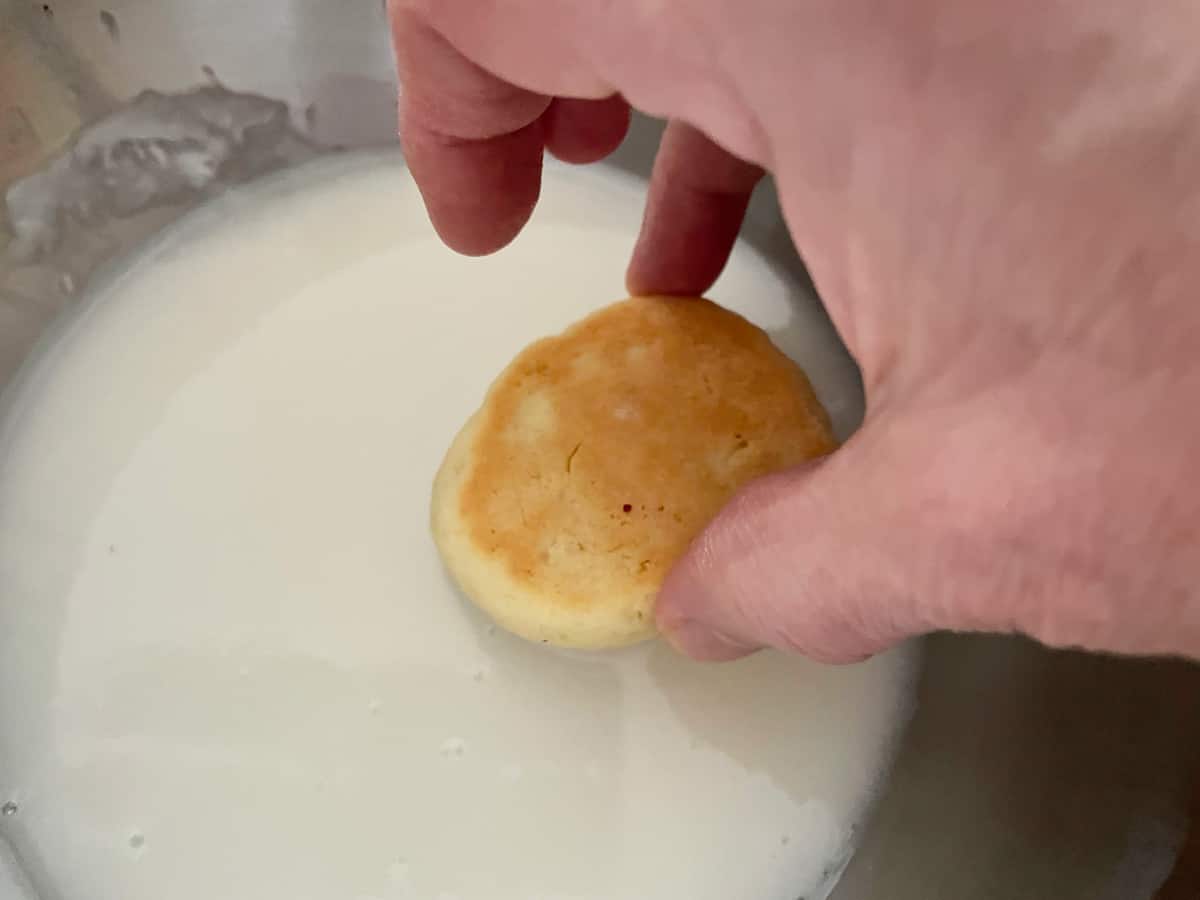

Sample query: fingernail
[661,620,758,662]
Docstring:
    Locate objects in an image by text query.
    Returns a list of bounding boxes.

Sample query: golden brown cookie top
[443,296,836,646]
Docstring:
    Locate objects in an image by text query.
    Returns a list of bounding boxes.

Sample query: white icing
[0,152,916,900]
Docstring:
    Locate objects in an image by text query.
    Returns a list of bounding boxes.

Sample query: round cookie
[431,296,837,649]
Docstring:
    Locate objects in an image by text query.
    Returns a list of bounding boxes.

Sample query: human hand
[390,0,1200,663]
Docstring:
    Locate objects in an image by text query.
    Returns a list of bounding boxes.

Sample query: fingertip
[623,265,653,299]
[402,117,545,256]
[660,618,759,662]
[392,11,551,256]
[544,95,631,165]
[654,538,757,661]
[655,460,915,666]
[623,246,694,297]
[626,121,763,297]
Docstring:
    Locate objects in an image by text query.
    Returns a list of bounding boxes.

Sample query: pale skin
[389,0,1200,664]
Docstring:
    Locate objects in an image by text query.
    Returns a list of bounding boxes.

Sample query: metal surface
[2,1,1199,898]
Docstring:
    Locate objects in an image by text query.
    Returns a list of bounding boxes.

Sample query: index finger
[391,8,551,256]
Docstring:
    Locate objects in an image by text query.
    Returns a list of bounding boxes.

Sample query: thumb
[655,428,940,664]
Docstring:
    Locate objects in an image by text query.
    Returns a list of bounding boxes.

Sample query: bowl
[2,2,1198,897]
